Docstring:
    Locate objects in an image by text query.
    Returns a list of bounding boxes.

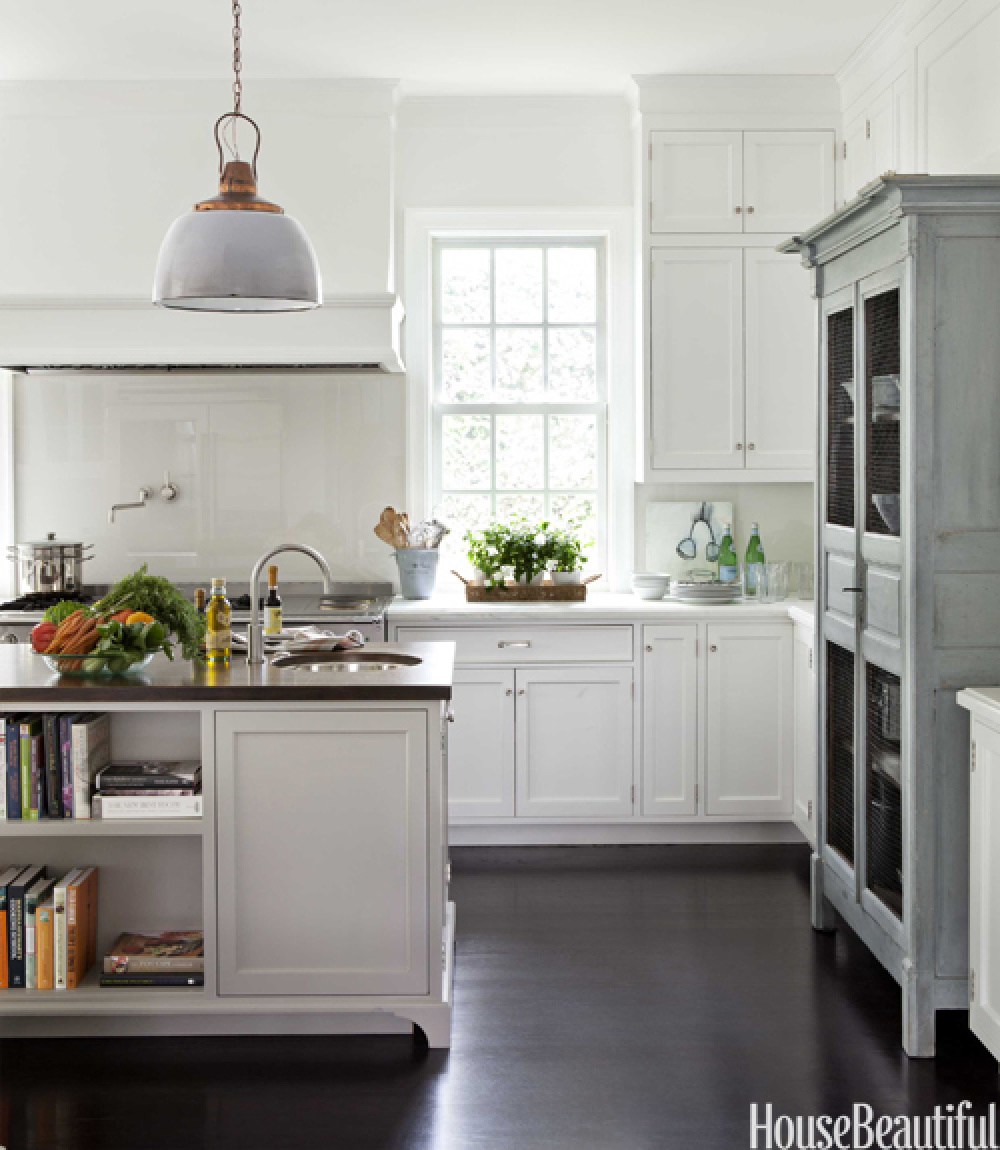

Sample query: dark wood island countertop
[0,642,454,704]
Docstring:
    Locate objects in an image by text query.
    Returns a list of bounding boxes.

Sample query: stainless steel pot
[6,533,93,596]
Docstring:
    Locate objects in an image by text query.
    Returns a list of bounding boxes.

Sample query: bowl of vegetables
[30,565,206,676]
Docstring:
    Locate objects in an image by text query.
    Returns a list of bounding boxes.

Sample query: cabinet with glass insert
[783,176,1000,1058]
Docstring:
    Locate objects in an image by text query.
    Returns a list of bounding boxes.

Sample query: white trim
[404,207,635,591]
[0,370,13,598]
[449,820,805,846]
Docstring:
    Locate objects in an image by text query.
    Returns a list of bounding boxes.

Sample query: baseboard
[448,821,806,845]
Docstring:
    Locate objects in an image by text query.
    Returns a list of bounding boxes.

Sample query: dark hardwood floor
[1,844,997,1150]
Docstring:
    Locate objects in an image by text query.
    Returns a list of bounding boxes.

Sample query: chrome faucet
[247,543,335,664]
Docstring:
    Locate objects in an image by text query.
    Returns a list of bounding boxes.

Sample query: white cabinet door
[969,720,1000,1061]
[705,623,794,816]
[843,114,873,202]
[642,624,699,816]
[743,131,835,234]
[449,668,515,818]
[516,666,634,818]
[744,248,817,470]
[650,248,744,470]
[793,627,817,845]
[869,87,896,183]
[649,131,744,234]
[215,710,429,996]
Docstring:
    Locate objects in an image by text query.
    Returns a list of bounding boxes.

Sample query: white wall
[14,372,405,585]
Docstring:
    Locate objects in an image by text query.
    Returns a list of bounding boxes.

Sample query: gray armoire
[783,176,1000,1057]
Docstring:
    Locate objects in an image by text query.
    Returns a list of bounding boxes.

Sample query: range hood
[0,291,405,374]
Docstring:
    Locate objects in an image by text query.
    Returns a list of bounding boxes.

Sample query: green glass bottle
[718,524,739,584]
[744,523,766,597]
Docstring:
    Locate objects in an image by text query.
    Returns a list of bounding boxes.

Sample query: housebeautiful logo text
[751,1102,1000,1149]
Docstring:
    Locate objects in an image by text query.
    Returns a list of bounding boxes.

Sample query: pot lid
[12,532,89,550]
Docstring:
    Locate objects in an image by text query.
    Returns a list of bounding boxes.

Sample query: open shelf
[0,818,203,837]
[0,964,205,1015]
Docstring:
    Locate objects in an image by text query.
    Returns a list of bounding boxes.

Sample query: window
[431,238,606,565]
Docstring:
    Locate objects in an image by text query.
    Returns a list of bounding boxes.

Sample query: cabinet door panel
[744,131,835,233]
[793,628,817,845]
[843,115,873,203]
[970,722,1000,1060]
[449,668,515,818]
[216,710,429,996]
[516,666,633,818]
[642,625,698,816]
[706,624,794,816]
[649,131,743,233]
[745,248,817,470]
[650,248,744,470]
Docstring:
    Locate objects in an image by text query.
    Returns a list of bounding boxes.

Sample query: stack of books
[0,713,109,820]
[92,761,202,819]
[0,865,98,989]
[101,930,204,988]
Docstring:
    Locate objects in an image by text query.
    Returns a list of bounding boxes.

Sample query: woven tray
[452,572,600,602]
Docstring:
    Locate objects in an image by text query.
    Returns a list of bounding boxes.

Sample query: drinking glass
[795,561,815,601]
[764,562,789,602]
[742,560,766,599]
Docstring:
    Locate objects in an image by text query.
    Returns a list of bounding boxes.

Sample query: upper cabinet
[650,130,835,235]
[843,83,901,203]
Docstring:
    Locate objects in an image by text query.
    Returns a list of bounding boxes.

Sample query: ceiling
[0,0,900,93]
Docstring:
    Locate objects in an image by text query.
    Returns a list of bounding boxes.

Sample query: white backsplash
[13,372,406,587]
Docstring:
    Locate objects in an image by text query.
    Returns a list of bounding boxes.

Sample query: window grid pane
[433,238,606,564]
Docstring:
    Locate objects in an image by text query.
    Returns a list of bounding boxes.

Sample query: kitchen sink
[270,650,423,673]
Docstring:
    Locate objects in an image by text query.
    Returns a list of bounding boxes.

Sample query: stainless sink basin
[270,650,423,673]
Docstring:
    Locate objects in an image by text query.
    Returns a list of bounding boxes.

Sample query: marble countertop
[387,592,815,628]
[0,642,455,703]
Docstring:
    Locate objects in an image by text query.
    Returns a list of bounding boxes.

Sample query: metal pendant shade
[152,2,321,313]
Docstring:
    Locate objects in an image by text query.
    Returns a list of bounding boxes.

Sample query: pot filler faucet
[247,543,337,665]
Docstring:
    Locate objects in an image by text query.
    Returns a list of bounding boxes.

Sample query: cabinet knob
[735,443,743,451]
[747,206,755,214]
[734,206,742,214]
[645,644,653,653]
[518,689,525,696]
[748,443,756,451]
[710,644,718,652]
[506,688,513,696]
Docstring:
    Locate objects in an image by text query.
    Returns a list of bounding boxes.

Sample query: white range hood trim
[0,292,405,373]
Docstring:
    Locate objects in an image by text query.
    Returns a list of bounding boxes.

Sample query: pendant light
[153,0,322,311]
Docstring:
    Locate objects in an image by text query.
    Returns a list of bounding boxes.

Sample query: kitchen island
[0,642,456,1047]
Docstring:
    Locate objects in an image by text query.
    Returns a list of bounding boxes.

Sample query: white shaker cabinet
[449,668,516,817]
[650,130,834,235]
[641,624,699,816]
[967,714,1000,1062]
[515,666,634,818]
[705,623,794,816]
[744,247,817,471]
[649,131,744,233]
[793,624,817,846]
[649,247,744,471]
[215,710,430,997]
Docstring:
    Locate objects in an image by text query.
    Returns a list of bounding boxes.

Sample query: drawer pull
[498,640,531,649]
[710,645,718,652]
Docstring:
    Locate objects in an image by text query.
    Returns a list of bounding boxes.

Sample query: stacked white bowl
[631,572,671,601]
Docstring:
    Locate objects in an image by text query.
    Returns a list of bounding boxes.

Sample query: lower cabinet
[793,624,817,845]
[642,624,699,816]
[705,622,794,816]
[215,709,430,996]
[449,668,516,817]
[515,666,634,818]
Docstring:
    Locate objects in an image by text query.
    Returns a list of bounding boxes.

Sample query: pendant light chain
[232,0,243,117]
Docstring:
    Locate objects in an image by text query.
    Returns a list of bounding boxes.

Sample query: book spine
[104,955,205,974]
[25,903,37,989]
[0,889,7,989]
[100,973,204,987]
[0,720,5,821]
[97,789,196,797]
[29,734,43,819]
[93,795,203,819]
[43,714,62,819]
[60,716,73,817]
[19,725,31,820]
[65,880,79,989]
[99,776,199,790]
[37,904,53,990]
[7,885,25,988]
[53,877,72,990]
[5,721,20,820]
[85,868,98,970]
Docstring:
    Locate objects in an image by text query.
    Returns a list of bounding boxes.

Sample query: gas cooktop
[0,590,96,612]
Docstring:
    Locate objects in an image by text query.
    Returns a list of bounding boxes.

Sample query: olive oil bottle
[264,565,283,636]
[205,578,232,667]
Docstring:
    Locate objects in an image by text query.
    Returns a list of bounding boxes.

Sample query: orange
[126,611,155,625]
